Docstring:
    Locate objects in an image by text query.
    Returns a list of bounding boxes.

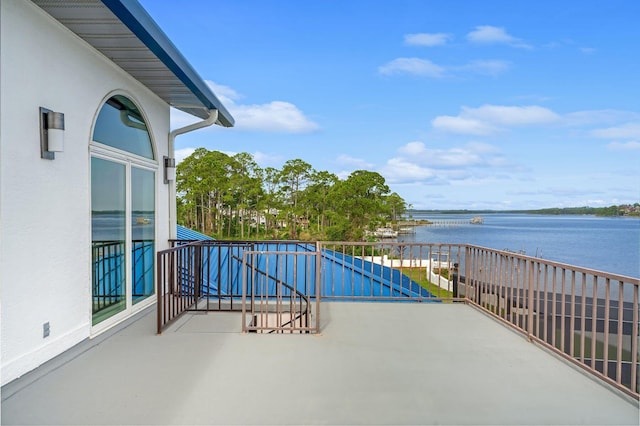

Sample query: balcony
[2,241,638,425]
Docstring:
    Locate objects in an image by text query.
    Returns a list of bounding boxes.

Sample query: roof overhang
[31,0,234,127]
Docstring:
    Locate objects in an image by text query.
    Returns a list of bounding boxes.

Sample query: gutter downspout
[167,109,219,239]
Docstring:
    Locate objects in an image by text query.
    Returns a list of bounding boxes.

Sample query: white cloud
[379,158,436,183]
[431,116,498,135]
[431,147,484,167]
[335,170,353,180]
[379,58,511,78]
[398,141,427,155]
[175,147,196,164]
[564,111,640,129]
[459,60,511,76]
[467,25,531,49]
[380,141,511,185]
[253,151,284,166]
[580,47,596,54]
[396,141,502,168]
[607,141,640,151]
[201,80,319,133]
[206,81,243,104]
[335,154,374,169]
[432,104,560,135]
[590,123,640,139]
[404,33,451,46]
[378,58,446,78]
[231,101,320,133]
[463,105,560,125]
[467,25,514,43]
[170,108,201,130]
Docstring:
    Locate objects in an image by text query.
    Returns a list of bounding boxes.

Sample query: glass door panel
[131,167,155,304]
[91,157,126,325]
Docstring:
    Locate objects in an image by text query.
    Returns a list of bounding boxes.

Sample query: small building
[0,0,233,385]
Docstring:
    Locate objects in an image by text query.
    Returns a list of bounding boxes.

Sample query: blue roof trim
[100,0,234,127]
[176,225,214,241]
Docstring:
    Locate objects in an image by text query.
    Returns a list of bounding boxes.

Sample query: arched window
[90,95,156,329]
[93,95,154,159]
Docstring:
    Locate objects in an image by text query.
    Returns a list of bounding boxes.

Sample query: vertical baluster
[603,278,610,378]
[580,273,587,363]
[551,266,557,349]
[361,244,365,298]
[590,276,598,370]
[560,269,566,353]
[241,251,247,332]
[570,270,576,357]
[616,281,624,385]
[631,284,638,393]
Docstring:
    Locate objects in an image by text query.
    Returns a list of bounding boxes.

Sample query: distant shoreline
[408,205,640,218]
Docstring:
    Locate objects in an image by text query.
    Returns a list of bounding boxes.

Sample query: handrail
[465,244,640,283]
[156,239,639,397]
[463,244,639,399]
[231,253,312,308]
[241,249,318,333]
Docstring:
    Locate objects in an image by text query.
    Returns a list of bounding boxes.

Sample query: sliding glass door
[91,94,156,327]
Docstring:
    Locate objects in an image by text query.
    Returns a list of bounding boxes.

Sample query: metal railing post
[241,252,247,332]
[315,241,322,332]
[156,250,162,334]
[527,259,534,341]
[452,263,459,298]
[194,244,202,302]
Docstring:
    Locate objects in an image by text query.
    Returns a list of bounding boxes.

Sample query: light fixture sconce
[40,107,65,160]
[164,156,176,184]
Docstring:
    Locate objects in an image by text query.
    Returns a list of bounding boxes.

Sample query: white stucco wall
[0,1,172,385]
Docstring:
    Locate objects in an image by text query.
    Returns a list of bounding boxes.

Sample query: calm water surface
[400,213,640,279]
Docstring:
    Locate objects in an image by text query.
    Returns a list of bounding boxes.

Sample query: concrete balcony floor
[2,303,638,425]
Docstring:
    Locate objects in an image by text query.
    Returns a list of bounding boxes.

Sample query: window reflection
[91,157,126,324]
[93,95,153,159]
[132,167,155,304]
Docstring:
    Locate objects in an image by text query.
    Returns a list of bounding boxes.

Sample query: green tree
[278,159,313,239]
[332,170,390,240]
[385,192,407,222]
[176,149,407,242]
[230,152,263,239]
[305,170,339,236]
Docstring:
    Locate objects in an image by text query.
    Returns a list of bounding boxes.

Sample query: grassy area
[554,330,635,362]
[401,268,454,299]
[433,267,449,280]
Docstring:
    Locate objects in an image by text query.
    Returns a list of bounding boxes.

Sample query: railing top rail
[318,241,464,247]
[243,250,318,255]
[159,239,639,284]
[240,250,314,305]
[170,239,306,244]
[465,244,640,285]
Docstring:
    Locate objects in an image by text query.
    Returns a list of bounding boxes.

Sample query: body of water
[399,213,640,279]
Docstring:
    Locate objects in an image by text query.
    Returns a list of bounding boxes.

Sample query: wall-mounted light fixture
[164,156,176,184]
[40,107,65,160]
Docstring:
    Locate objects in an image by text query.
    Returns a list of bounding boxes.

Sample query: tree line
[521,205,640,217]
[176,148,407,241]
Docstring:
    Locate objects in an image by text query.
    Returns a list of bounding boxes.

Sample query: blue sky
[140,0,639,210]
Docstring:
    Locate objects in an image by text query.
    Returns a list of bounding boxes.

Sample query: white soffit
[31,0,234,126]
